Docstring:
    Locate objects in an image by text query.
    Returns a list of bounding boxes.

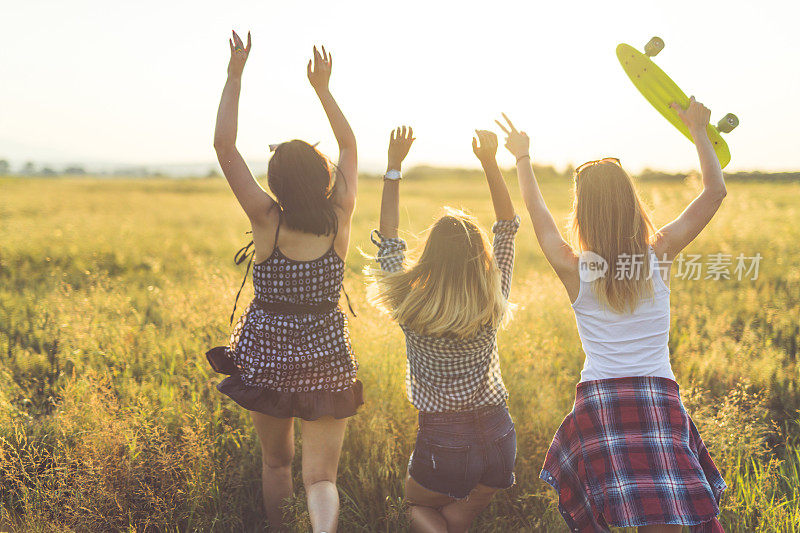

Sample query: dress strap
[332,220,357,317]
[230,232,255,325]
[229,217,356,322]
[273,215,282,252]
[342,285,357,317]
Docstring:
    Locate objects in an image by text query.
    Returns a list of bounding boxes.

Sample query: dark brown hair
[267,140,338,235]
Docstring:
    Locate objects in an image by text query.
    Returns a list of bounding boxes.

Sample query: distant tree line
[638,169,800,182]
[0,159,226,178]
[0,158,797,181]
[398,165,800,183]
[0,160,170,178]
[0,159,87,176]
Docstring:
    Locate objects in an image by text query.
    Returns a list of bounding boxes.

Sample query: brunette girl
[208,31,361,532]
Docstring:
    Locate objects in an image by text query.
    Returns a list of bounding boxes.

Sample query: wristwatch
[384,169,402,181]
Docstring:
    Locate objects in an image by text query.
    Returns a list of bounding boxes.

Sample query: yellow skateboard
[617,37,738,168]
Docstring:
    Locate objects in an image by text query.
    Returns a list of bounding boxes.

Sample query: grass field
[1,170,799,532]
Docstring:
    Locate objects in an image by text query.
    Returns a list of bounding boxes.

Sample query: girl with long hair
[368,127,519,533]
[208,31,361,532]
[497,100,726,532]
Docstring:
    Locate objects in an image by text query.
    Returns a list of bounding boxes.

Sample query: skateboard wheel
[717,113,739,133]
[644,37,664,57]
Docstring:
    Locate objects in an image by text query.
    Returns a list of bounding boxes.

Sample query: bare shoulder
[551,248,580,304]
[333,199,354,227]
[650,228,671,261]
[250,204,281,259]
[332,183,357,214]
[332,203,353,260]
[551,241,580,275]
[251,202,280,229]
[558,265,581,304]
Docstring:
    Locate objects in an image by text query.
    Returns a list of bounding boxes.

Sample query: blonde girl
[497,101,726,533]
[368,127,519,533]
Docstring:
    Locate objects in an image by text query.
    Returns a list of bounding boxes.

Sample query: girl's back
[210,37,361,532]
[254,220,344,306]
[498,102,729,531]
[369,127,520,532]
[572,249,674,382]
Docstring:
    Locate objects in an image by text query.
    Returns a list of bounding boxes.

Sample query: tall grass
[1,174,799,531]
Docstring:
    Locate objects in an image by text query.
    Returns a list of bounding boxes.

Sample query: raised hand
[227,30,251,79]
[307,45,332,92]
[670,96,711,141]
[655,95,726,262]
[472,130,498,164]
[388,126,415,171]
[495,113,530,160]
[474,130,515,224]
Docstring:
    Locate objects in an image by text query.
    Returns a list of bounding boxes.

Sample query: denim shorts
[408,404,516,499]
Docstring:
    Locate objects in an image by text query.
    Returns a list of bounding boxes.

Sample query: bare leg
[301,416,348,533]
[404,474,453,533]
[439,484,498,533]
[408,506,448,533]
[250,411,295,530]
[639,526,683,533]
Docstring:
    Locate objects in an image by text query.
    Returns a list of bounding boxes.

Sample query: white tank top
[572,249,675,382]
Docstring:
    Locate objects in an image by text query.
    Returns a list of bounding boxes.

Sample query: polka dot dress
[227,245,358,394]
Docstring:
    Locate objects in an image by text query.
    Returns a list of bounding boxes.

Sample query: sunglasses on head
[575,157,621,175]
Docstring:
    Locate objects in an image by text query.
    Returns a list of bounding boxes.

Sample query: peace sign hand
[228,30,251,79]
[307,45,332,92]
[495,113,530,160]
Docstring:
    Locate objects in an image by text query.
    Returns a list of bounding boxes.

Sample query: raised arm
[371,127,414,274]
[307,46,358,213]
[653,97,727,261]
[473,129,519,296]
[497,114,578,286]
[379,126,414,238]
[213,30,275,222]
[472,130,515,221]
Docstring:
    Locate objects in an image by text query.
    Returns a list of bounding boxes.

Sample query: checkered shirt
[541,376,727,532]
[372,216,520,412]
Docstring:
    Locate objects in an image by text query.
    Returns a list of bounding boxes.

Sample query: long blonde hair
[570,160,655,313]
[367,208,510,338]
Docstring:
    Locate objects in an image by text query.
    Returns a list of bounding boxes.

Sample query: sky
[1,0,798,174]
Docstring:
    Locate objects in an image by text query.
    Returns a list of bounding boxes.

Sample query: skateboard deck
[617,40,734,168]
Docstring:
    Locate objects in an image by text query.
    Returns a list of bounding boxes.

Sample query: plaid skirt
[540,377,726,532]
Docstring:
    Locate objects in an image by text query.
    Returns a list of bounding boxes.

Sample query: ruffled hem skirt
[206,346,363,421]
[217,374,363,420]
